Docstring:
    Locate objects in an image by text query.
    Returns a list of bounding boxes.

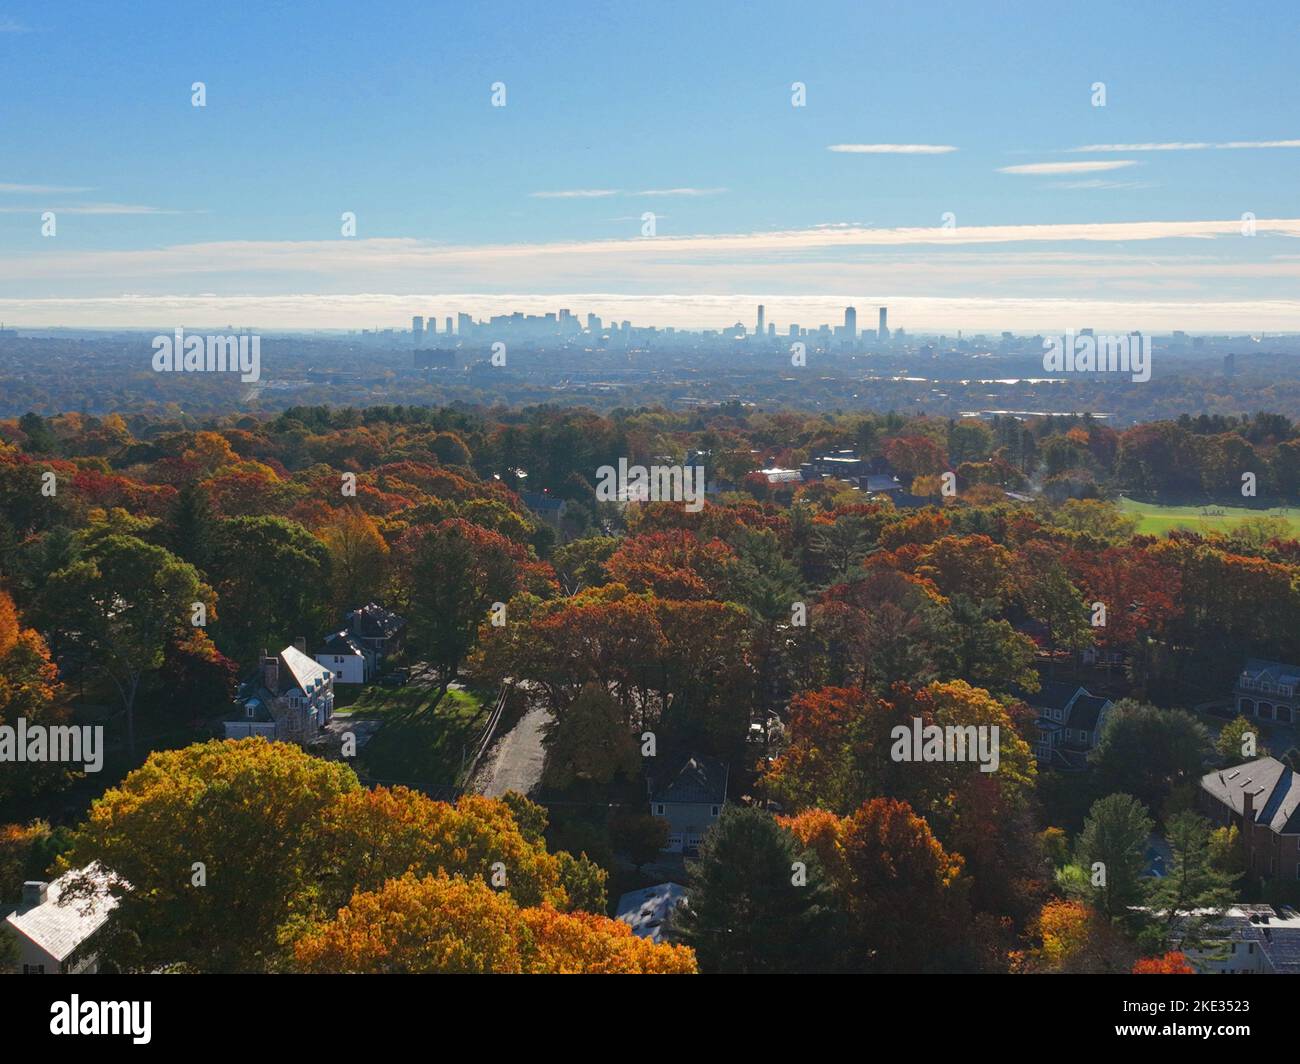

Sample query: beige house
[650,756,728,854]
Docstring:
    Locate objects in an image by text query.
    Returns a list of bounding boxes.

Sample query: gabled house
[1200,757,1300,881]
[316,629,368,684]
[1177,906,1300,974]
[226,644,335,743]
[344,602,406,674]
[650,755,728,854]
[4,865,118,974]
[521,491,568,527]
[1025,681,1114,769]
[1234,659,1300,724]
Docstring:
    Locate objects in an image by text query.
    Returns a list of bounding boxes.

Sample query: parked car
[380,668,409,687]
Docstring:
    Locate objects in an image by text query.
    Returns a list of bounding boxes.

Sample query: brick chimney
[21,880,48,909]
[261,655,280,693]
[1242,786,1256,869]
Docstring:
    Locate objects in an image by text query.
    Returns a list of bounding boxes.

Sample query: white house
[650,755,728,854]
[316,630,367,684]
[4,865,118,974]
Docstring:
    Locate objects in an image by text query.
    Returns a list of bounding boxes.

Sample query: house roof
[1068,694,1111,731]
[1027,681,1080,714]
[1201,757,1300,835]
[4,865,118,963]
[615,883,688,944]
[1239,658,1300,688]
[280,645,331,696]
[864,474,902,492]
[653,756,728,805]
[521,491,565,513]
[348,602,405,640]
[321,630,365,656]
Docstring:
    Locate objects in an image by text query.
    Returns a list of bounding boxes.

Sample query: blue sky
[1,0,1298,330]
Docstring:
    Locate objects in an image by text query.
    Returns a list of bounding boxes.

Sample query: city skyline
[1,0,1298,330]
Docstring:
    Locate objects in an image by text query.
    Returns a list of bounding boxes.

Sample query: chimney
[21,881,48,909]
[262,655,279,693]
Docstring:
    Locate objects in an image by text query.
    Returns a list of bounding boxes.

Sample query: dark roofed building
[1200,757,1300,880]
[650,755,728,854]
[1022,681,1114,770]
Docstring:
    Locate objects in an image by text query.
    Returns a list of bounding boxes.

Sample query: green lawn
[351,682,488,790]
[1118,496,1300,538]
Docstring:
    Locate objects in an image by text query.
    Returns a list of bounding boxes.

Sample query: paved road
[472,700,551,798]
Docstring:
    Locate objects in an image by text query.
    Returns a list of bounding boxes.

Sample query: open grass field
[1118,496,1300,538]
[345,681,488,791]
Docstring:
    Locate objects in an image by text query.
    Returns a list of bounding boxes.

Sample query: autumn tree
[317,505,389,615]
[62,738,360,972]
[541,682,640,794]
[292,872,695,974]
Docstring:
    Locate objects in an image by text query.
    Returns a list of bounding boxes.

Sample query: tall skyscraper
[756,305,765,337]
[878,306,889,341]
[412,316,424,346]
[844,306,857,339]
[445,316,453,337]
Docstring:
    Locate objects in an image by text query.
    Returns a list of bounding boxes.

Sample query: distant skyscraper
[587,312,601,334]
[412,316,424,346]
[844,306,857,339]
[878,306,889,340]
[756,305,765,337]
[445,316,453,336]
[1224,352,1237,376]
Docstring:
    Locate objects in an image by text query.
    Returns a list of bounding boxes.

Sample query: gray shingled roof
[1201,757,1300,835]
[653,756,728,805]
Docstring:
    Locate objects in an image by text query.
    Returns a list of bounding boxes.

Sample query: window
[654,804,665,816]
[711,806,720,817]
[245,704,255,720]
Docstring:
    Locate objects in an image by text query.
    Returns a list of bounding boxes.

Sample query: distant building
[411,315,424,346]
[650,755,728,853]
[1224,352,1236,376]
[4,865,119,974]
[756,304,765,337]
[521,490,568,526]
[1234,659,1300,724]
[878,306,889,341]
[345,602,407,674]
[615,883,688,943]
[844,306,857,339]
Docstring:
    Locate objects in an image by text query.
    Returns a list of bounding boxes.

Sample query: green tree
[44,534,212,755]
[1090,702,1211,813]
[1148,811,1238,949]
[670,806,836,973]
[1215,715,1267,763]
[1074,793,1154,920]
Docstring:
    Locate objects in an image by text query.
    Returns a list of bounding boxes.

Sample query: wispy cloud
[0,183,94,194]
[632,187,726,197]
[999,160,1138,176]
[0,17,30,33]
[531,187,725,199]
[0,202,189,215]
[529,189,620,199]
[1052,179,1160,191]
[828,144,958,154]
[1068,139,1300,152]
